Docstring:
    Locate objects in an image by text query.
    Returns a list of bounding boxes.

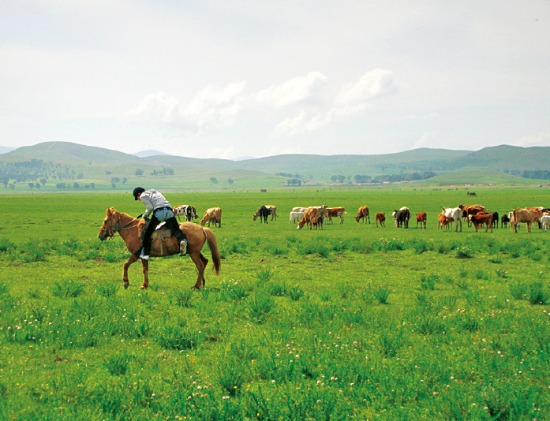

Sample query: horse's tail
[204,227,221,275]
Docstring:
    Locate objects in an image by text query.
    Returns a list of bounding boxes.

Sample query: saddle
[139,222,177,256]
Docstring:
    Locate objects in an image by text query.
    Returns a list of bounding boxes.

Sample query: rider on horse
[133,187,187,260]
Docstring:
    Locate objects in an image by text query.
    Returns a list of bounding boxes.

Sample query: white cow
[289,211,304,224]
[441,207,463,232]
[539,215,550,231]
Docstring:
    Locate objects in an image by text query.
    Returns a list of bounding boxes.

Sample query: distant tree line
[0,160,77,186]
[520,170,550,180]
[330,172,437,184]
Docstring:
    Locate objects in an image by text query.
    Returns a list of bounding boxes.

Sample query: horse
[97,207,221,290]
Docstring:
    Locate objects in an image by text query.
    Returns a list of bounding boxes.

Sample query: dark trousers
[142,215,186,255]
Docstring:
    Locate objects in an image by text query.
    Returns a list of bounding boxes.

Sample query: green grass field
[0,187,548,419]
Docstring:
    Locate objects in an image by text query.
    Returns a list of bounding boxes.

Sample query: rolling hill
[0,141,548,192]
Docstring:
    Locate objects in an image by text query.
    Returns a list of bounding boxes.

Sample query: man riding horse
[133,187,187,260]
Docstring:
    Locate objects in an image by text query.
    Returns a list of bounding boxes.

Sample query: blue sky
[1,1,549,159]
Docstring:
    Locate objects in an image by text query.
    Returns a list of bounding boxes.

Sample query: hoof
[140,285,148,290]
[124,282,129,289]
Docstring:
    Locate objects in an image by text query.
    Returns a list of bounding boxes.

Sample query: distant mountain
[0,141,548,192]
[134,150,168,158]
[0,146,15,155]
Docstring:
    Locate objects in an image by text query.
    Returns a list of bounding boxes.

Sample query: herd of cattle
[173,203,550,233]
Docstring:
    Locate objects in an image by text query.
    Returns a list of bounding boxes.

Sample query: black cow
[501,213,510,228]
[253,205,271,223]
[392,207,410,228]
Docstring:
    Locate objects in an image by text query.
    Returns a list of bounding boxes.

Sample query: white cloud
[255,72,328,108]
[126,92,181,123]
[182,81,247,128]
[336,69,396,106]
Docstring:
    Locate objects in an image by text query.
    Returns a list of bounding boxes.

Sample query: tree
[209,177,218,184]
[135,169,144,176]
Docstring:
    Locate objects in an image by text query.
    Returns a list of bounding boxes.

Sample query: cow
[265,205,277,221]
[438,213,452,230]
[375,212,386,227]
[297,206,326,230]
[467,191,477,196]
[501,213,510,228]
[311,215,323,230]
[469,212,494,233]
[292,207,307,212]
[289,211,304,224]
[441,207,462,232]
[253,205,271,223]
[490,211,499,229]
[173,205,197,222]
[355,206,370,223]
[460,204,485,227]
[416,212,427,229]
[511,208,543,233]
[200,207,222,228]
[540,215,550,231]
[326,207,346,224]
[392,207,410,228]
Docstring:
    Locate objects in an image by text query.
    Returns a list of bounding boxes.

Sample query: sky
[1,1,549,160]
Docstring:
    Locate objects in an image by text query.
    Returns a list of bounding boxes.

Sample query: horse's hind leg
[189,252,207,289]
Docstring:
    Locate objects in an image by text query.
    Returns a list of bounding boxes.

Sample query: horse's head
[98,207,119,241]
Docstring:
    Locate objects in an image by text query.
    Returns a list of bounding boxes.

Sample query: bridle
[102,213,140,239]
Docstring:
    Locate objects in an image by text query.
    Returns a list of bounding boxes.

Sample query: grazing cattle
[173,205,197,222]
[375,212,386,227]
[490,211,499,229]
[416,212,427,229]
[469,212,494,233]
[253,205,271,223]
[540,215,550,231]
[292,207,307,212]
[311,215,323,230]
[326,207,346,224]
[501,213,510,228]
[511,208,543,233]
[289,211,304,224]
[200,207,222,228]
[441,207,462,232]
[438,213,452,230]
[355,206,370,223]
[392,207,410,228]
[460,204,485,227]
[297,206,326,230]
[265,205,277,221]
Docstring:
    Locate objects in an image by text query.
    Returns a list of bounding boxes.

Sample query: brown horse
[97,207,221,289]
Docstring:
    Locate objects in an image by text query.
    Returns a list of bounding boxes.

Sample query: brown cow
[469,212,494,233]
[200,207,222,228]
[511,208,543,233]
[298,207,325,230]
[437,213,452,230]
[460,204,485,227]
[355,205,370,223]
[326,207,346,224]
[375,212,385,227]
[416,212,427,229]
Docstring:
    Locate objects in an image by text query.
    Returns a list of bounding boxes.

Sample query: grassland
[0,187,548,419]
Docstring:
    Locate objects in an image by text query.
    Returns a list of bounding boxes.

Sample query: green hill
[0,141,548,192]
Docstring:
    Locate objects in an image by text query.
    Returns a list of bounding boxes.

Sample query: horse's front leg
[123,255,140,289]
[140,259,149,289]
